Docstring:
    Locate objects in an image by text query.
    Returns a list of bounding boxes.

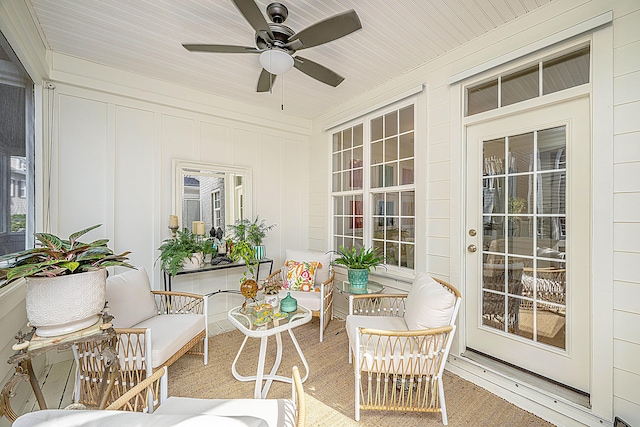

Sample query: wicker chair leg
[438,378,448,425]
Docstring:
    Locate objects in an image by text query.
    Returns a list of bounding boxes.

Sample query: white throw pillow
[404,273,456,330]
[285,249,332,286]
[106,267,158,328]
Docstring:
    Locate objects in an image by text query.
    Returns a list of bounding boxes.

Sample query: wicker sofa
[13,366,304,427]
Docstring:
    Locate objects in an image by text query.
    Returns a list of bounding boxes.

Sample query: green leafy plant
[157,228,207,277]
[0,224,133,284]
[228,240,257,283]
[333,246,383,272]
[227,216,276,247]
[246,216,276,247]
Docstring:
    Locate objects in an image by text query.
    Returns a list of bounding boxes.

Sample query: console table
[0,320,118,422]
[163,258,274,292]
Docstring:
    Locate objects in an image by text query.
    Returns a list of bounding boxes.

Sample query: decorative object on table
[0,224,133,337]
[156,228,207,276]
[280,292,298,313]
[262,277,282,311]
[240,279,259,309]
[191,220,206,236]
[229,240,257,281]
[332,245,383,289]
[168,215,179,238]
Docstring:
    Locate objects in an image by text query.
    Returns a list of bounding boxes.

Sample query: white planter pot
[25,269,107,337]
[182,252,204,270]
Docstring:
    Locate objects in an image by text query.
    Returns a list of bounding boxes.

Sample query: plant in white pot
[0,224,133,337]
[157,228,207,276]
[333,246,383,289]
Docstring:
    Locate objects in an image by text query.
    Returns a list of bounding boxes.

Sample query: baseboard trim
[447,354,612,427]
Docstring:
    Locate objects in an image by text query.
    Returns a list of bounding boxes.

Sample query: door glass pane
[385,137,398,162]
[353,124,363,147]
[384,111,398,137]
[482,126,567,348]
[399,105,414,133]
[343,128,352,149]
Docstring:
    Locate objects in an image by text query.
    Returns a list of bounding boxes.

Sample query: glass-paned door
[465,97,590,392]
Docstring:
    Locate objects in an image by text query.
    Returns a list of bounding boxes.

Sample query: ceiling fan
[183,0,362,92]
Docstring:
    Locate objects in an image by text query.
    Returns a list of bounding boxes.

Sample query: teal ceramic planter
[348,268,369,288]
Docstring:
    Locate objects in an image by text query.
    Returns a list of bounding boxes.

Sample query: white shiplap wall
[46,72,311,324]
[311,0,640,425]
[612,3,640,423]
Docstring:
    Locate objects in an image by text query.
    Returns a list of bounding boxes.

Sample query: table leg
[260,332,284,398]
[0,367,29,422]
[24,360,47,410]
[254,336,269,399]
[287,329,309,383]
[231,335,251,381]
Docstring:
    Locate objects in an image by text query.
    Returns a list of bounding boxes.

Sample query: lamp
[259,48,294,75]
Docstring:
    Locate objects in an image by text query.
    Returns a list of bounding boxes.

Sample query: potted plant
[0,224,133,337]
[157,228,207,276]
[246,216,276,260]
[227,216,275,261]
[228,239,256,284]
[333,245,383,288]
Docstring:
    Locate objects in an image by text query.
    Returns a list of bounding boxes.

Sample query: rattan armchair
[265,249,334,342]
[73,267,208,409]
[346,274,461,425]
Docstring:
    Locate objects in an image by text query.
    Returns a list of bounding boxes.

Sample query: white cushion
[285,249,331,286]
[13,410,268,427]
[346,314,408,350]
[156,396,296,427]
[404,273,456,330]
[278,289,321,312]
[106,267,157,328]
[135,313,205,368]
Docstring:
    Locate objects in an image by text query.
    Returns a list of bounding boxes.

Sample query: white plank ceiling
[25,0,552,119]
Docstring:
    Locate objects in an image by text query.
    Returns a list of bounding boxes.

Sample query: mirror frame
[172,159,253,233]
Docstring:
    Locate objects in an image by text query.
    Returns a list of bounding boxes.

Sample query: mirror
[172,160,252,238]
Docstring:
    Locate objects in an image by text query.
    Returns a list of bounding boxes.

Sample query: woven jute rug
[169,318,553,426]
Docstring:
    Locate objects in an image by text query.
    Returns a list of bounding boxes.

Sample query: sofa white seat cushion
[106,267,157,328]
[135,314,205,368]
[156,396,296,427]
[404,273,456,330]
[12,410,269,427]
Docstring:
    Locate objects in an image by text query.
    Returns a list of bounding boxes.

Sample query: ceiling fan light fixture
[259,48,294,75]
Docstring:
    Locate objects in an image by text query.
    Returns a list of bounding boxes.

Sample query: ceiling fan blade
[231,0,274,42]
[287,10,361,49]
[183,44,260,53]
[257,69,277,92]
[293,56,344,87]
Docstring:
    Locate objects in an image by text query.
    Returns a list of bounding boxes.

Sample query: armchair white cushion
[73,267,208,409]
[404,273,457,329]
[346,275,461,425]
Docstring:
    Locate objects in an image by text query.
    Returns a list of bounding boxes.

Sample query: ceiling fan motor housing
[266,3,288,23]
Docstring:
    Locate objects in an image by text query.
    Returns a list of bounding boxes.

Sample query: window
[466,45,590,116]
[212,190,222,228]
[331,102,416,271]
[0,31,34,277]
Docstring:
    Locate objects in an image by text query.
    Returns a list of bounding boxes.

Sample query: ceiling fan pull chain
[281,73,284,111]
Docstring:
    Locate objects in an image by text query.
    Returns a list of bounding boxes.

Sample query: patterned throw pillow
[283,260,321,292]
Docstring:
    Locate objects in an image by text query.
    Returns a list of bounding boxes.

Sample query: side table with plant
[0,224,133,337]
[333,245,384,288]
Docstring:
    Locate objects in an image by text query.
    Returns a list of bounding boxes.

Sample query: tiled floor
[16,320,237,417]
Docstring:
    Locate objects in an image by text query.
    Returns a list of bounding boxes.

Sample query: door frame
[447,33,614,423]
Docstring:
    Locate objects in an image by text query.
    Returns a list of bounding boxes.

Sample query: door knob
[467,244,477,253]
